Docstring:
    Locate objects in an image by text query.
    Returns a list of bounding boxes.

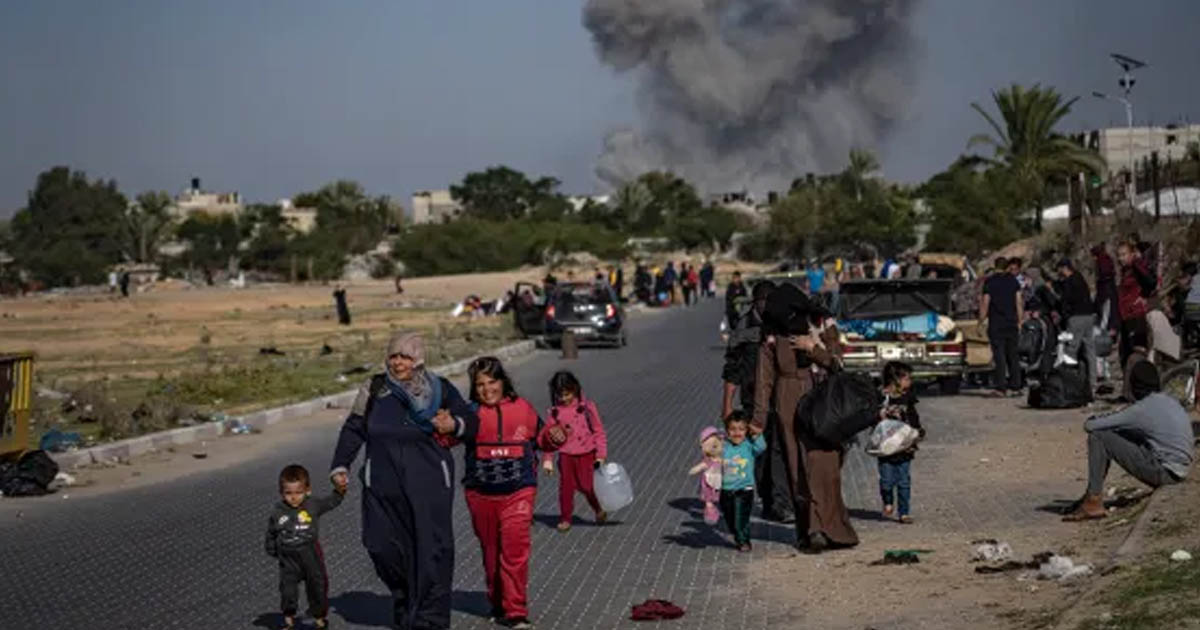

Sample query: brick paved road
[0,300,1065,629]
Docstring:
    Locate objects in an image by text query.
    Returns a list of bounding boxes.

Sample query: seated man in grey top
[1065,360,1195,521]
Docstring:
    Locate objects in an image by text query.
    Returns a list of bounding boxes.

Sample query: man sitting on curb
[1064,360,1195,521]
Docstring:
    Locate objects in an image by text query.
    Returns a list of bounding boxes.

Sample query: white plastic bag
[593,461,634,513]
[865,419,919,457]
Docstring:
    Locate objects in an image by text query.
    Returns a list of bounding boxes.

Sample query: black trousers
[989,330,1021,391]
[278,544,328,618]
[363,486,455,630]
[753,410,794,519]
[719,488,755,546]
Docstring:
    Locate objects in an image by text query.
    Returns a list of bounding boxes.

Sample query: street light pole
[1093,90,1136,204]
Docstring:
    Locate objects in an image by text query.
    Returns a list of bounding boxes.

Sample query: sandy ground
[752,393,1153,630]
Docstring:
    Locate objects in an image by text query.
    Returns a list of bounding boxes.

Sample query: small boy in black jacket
[878,362,925,524]
[266,464,345,630]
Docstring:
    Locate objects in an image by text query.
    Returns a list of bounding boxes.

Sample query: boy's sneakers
[498,617,534,629]
[314,619,329,630]
[737,543,752,553]
[899,515,914,524]
[281,616,295,630]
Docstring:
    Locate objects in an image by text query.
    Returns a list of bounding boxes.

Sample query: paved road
[0,299,1006,629]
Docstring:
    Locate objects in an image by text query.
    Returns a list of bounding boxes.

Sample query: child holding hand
[720,410,766,551]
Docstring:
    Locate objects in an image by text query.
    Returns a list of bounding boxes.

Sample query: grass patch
[1149,519,1190,539]
[1077,553,1200,630]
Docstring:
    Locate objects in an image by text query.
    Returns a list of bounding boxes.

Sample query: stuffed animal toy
[688,426,724,525]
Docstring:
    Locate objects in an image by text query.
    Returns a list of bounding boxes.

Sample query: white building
[173,178,242,218]
[1088,124,1200,173]
[277,198,318,234]
[411,190,461,224]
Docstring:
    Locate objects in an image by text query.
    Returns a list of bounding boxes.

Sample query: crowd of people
[631,259,717,306]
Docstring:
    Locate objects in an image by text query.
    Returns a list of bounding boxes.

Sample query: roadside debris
[259,346,286,356]
[336,374,349,383]
[39,428,83,453]
[971,539,1013,563]
[630,599,685,621]
[1170,550,1193,563]
[1037,555,1093,581]
[974,549,1054,575]
[0,450,60,497]
[320,344,335,356]
[226,419,253,435]
[51,472,76,489]
[870,549,931,566]
[342,365,371,376]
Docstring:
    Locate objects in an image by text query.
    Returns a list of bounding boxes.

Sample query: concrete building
[411,190,461,224]
[173,178,242,218]
[1086,123,1200,173]
[278,198,318,234]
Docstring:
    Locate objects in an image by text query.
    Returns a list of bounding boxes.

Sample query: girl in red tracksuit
[461,357,565,630]
[541,371,610,532]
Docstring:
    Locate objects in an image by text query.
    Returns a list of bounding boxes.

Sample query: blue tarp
[838,311,945,341]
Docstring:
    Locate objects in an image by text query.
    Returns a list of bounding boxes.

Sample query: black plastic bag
[0,449,59,497]
[800,371,881,445]
[1028,364,1091,409]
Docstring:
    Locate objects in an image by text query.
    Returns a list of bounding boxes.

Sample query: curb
[51,339,537,470]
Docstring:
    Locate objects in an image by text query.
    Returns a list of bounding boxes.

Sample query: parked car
[837,278,967,394]
[541,282,627,348]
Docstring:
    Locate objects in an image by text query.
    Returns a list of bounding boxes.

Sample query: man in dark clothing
[333,286,351,326]
[1092,243,1120,339]
[981,262,1024,395]
[1057,259,1097,392]
[725,271,747,327]
[700,262,715,298]
[119,271,131,298]
[720,281,792,522]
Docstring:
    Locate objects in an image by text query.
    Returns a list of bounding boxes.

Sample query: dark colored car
[542,282,627,348]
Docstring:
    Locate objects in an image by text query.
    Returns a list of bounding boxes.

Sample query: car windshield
[555,283,612,307]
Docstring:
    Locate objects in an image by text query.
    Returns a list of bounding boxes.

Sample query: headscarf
[384,332,441,431]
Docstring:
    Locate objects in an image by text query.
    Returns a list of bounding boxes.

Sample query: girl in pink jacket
[542,371,610,532]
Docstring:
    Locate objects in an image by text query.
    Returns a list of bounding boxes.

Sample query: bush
[393,220,628,276]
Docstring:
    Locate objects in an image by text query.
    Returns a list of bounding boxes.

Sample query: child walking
[721,410,766,551]
[542,371,610,532]
[877,362,925,524]
[265,464,345,630]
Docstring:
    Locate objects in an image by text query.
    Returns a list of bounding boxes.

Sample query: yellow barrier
[1,353,34,459]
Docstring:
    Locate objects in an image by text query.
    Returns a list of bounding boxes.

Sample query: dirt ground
[751,393,1163,630]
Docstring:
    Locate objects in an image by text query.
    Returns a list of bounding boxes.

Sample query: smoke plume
[583,0,922,194]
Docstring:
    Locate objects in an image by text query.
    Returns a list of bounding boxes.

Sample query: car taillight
[605,303,616,319]
[545,305,556,319]
[926,342,964,355]
[841,344,876,356]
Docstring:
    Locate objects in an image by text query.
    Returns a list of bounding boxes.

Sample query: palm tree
[845,148,881,201]
[968,84,1106,231]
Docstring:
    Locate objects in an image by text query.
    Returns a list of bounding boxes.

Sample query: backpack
[799,371,882,446]
[1018,318,1048,370]
[1028,364,1091,409]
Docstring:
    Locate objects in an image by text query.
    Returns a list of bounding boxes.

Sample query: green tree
[177,213,240,285]
[294,180,393,254]
[843,148,881,201]
[240,204,296,274]
[969,84,1106,232]
[450,166,563,221]
[121,191,174,263]
[609,180,653,232]
[9,166,127,286]
[922,158,1025,258]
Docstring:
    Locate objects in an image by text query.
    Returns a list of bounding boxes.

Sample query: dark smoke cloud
[583,0,922,194]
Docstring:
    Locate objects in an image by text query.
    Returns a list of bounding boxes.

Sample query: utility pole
[1093,53,1147,208]
[1150,150,1160,221]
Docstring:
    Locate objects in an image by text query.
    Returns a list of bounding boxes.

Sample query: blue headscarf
[384,368,443,434]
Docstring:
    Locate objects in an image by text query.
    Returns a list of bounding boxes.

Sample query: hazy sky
[2,0,1199,217]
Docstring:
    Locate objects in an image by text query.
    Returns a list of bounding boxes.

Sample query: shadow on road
[662,519,732,549]
[532,513,618,529]
[325,590,495,626]
[848,508,894,523]
[251,612,285,629]
[329,591,392,628]
[666,497,703,519]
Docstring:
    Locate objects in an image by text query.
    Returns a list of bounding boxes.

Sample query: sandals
[1062,509,1107,522]
[556,521,571,532]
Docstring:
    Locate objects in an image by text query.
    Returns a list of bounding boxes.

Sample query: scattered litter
[208,412,229,424]
[1099,612,1113,623]
[320,344,334,356]
[1038,555,1093,581]
[52,472,76,488]
[192,452,208,459]
[342,365,371,376]
[870,549,932,566]
[975,551,1054,575]
[972,541,1013,563]
[259,346,286,356]
[336,374,349,383]
[630,599,685,621]
[62,494,69,499]
[36,387,69,400]
[1170,550,1193,563]
[979,458,990,463]
[226,419,252,435]
[39,429,83,453]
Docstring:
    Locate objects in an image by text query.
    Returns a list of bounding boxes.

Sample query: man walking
[1056,259,1096,393]
[981,258,1023,396]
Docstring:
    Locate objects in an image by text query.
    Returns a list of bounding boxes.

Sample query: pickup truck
[836,278,966,394]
